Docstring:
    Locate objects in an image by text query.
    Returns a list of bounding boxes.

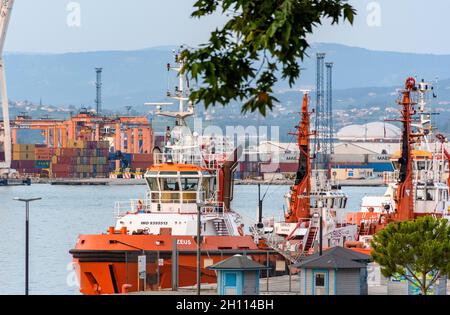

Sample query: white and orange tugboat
[70,53,284,295]
[345,78,450,251]
[256,91,359,263]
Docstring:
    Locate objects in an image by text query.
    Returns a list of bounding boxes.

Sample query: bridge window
[160,177,180,191]
[181,178,198,191]
[146,177,159,191]
[417,161,426,171]
[417,188,426,201]
[425,189,434,201]
[335,198,342,208]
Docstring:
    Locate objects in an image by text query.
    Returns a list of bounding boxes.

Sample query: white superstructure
[113,48,244,237]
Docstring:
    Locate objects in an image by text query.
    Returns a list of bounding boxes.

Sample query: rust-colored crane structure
[394,77,416,222]
[285,91,312,223]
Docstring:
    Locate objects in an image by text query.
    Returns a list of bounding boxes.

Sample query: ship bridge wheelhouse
[144,168,217,213]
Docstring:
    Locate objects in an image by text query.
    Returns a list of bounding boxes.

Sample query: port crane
[0,0,15,177]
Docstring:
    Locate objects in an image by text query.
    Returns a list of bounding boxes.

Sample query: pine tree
[371,216,450,295]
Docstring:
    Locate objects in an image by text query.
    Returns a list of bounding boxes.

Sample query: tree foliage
[180,0,356,116]
[371,216,450,295]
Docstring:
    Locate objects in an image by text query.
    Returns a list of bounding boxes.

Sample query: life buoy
[237,225,244,236]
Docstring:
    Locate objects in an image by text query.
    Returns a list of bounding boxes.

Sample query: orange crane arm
[285,92,311,223]
[395,77,416,222]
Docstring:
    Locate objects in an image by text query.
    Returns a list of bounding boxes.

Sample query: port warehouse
[238,141,397,181]
[236,122,450,181]
[0,110,154,178]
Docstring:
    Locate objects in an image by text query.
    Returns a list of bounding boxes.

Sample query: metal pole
[319,215,323,256]
[157,251,160,290]
[172,238,178,291]
[197,204,201,295]
[143,250,146,291]
[288,262,292,292]
[25,201,29,296]
[14,197,41,296]
[266,252,269,292]
[258,183,263,224]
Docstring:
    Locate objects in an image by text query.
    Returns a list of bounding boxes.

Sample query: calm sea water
[0,184,385,295]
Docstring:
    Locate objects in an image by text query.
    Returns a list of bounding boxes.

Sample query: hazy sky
[5,0,450,54]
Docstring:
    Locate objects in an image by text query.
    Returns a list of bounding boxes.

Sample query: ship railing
[262,232,300,264]
[383,171,399,184]
[114,199,226,217]
[199,203,225,214]
[221,212,236,235]
[383,170,442,184]
[153,152,231,169]
[114,199,152,218]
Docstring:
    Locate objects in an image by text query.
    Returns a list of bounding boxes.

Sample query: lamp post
[13,197,41,295]
[196,203,202,295]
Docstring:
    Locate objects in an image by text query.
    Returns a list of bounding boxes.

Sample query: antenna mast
[153,47,194,126]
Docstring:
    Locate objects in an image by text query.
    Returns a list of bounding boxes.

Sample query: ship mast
[285,91,312,223]
[0,0,14,176]
[395,77,416,221]
[150,48,194,127]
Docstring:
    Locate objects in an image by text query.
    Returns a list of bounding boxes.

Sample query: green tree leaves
[371,216,450,295]
[181,0,356,116]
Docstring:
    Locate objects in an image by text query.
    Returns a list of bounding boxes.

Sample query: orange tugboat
[255,91,359,263]
[345,77,450,252]
[70,53,283,295]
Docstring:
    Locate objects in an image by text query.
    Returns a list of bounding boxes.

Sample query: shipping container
[12,151,36,161]
[51,164,75,173]
[11,160,35,169]
[132,153,152,162]
[12,144,36,153]
[279,163,299,173]
[130,162,152,170]
[35,160,51,169]
[330,154,366,164]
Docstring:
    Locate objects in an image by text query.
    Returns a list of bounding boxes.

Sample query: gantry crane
[0,0,15,177]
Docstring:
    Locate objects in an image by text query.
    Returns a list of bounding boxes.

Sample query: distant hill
[5,43,450,112]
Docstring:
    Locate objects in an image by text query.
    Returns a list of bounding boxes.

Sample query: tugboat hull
[70,234,282,295]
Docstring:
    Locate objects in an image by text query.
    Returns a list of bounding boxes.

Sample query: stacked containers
[129,153,153,171]
[50,140,109,178]
[11,144,43,175]
[12,144,36,161]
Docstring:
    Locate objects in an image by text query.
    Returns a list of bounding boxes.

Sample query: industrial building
[238,122,402,180]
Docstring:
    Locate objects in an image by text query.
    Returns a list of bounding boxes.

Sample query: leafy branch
[180,0,356,116]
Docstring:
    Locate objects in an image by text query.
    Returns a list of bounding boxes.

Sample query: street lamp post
[196,203,202,295]
[13,197,41,295]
